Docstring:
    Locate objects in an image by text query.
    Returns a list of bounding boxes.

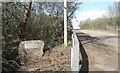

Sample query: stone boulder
[19,40,44,64]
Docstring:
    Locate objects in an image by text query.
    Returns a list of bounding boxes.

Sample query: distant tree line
[80,2,120,30]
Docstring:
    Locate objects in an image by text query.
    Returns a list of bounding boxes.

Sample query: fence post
[71,32,80,72]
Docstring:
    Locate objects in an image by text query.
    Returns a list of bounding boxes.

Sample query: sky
[72,1,116,29]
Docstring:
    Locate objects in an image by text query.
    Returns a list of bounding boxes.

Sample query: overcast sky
[72,1,118,29]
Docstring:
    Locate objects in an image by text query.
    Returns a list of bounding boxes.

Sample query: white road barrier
[71,32,80,72]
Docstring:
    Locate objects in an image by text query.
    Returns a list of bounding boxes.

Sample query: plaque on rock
[25,42,39,49]
[19,40,44,64]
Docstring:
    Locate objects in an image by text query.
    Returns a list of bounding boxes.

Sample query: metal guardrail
[71,30,89,73]
[71,31,80,72]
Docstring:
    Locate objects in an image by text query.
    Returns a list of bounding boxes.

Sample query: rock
[19,40,44,64]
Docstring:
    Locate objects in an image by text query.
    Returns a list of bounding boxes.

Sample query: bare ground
[19,44,70,71]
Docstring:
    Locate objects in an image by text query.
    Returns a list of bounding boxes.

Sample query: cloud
[76,10,107,21]
[72,10,107,29]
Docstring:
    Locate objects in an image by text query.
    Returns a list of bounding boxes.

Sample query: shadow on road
[77,32,97,44]
[76,33,89,73]
[79,41,89,73]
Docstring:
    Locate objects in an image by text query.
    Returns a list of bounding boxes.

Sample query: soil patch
[19,44,70,71]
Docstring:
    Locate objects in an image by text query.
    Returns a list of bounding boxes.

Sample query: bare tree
[18,2,32,39]
[105,2,119,26]
[118,1,120,27]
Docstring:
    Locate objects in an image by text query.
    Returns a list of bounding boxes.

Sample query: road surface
[76,30,118,71]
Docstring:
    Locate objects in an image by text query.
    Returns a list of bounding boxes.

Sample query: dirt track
[77,30,118,71]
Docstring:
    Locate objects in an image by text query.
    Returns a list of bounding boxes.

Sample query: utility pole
[64,0,67,47]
